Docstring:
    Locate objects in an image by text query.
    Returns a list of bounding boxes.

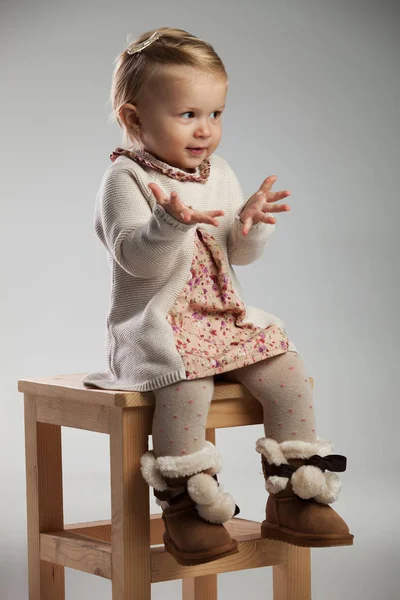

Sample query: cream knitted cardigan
[82,153,297,391]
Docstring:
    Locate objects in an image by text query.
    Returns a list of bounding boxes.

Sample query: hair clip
[126,31,162,55]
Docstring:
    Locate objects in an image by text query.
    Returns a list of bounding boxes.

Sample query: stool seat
[19,372,313,599]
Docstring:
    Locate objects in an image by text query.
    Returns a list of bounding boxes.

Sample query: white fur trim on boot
[196,492,236,524]
[141,442,222,490]
[291,465,326,499]
[256,436,334,464]
[187,472,235,524]
[279,438,334,459]
[156,441,222,478]
[256,436,342,504]
[291,466,342,504]
[140,451,168,491]
[265,475,290,494]
[314,472,342,504]
[141,443,236,521]
[187,473,219,505]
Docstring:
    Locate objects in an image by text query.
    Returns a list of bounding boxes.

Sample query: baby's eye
[181,111,195,119]
[211,111,222,119]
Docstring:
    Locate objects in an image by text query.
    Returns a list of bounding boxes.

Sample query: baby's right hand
[148,182,224,227]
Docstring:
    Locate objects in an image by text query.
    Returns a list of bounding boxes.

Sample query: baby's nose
[195,121,211,137]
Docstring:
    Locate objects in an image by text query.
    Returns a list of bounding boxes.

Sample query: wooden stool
[19,373,313,599]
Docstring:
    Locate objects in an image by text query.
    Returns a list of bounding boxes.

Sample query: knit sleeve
[94,167,196,279]
[224,161,276,266]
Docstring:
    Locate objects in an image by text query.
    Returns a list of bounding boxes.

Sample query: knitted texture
[83,153,296,391]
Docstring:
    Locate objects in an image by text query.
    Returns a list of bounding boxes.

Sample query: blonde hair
[109,27,228,147]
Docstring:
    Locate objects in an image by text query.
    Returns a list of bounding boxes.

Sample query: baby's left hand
[240,175,291,236]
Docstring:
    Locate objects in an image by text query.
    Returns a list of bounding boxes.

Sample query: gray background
[1,0,399,598]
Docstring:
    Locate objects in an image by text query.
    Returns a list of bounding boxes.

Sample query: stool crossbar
[19,373,313,599]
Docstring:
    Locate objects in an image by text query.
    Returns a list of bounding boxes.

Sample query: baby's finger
[180,209,193,223]
[148,182,166,205]
[203,216,221,227]
[268,190,291,202]
[181,208,224,224]
[254,176,278,206]
[206,210,225,218]
[170,190,185,208]
[241,217,253,235]
[200,210,224,227]
[262,203,291,213]
[178,201,196,223]
[259,175,277,196]
[255,190,267,205]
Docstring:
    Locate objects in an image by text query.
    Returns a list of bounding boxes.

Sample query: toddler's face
[135,66,228,172]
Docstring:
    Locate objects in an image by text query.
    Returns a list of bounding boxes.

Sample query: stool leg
[182,428,218,600]
[110,407,151,600]
[24,395,65,600]
[273,546,311,600]
[182,575,217,598]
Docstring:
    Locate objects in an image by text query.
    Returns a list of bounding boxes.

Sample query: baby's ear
[119,103,141,129]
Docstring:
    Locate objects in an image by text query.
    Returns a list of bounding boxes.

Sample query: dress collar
[110,146,211,183]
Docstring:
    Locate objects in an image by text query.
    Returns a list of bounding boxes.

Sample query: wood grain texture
[18,373,313,408]
[24,395,65,599]
[182,428,218,600]
[152,536,287,582]
[207,398,263,428]
[36,519,287,583]
[36,396,110,433]
[65,515,165,547]
[21,375,315,598]
[64,517,267,548]
[41,531,111,579]
[109,406,152,599]
[182,575,218,599]
[273,546,311,600]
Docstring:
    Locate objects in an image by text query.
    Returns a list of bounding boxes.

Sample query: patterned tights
[152,351,316,458]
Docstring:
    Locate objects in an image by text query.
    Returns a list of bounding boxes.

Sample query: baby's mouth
[186,147,207,155]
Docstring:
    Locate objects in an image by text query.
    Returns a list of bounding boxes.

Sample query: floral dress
[110,147,289,380]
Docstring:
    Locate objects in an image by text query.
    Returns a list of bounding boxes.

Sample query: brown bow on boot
[140,441,239,566]
[256,437,354,548]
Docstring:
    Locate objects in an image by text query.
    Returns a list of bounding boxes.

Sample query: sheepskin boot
[256,437,354,548]
[140,441,239,566]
